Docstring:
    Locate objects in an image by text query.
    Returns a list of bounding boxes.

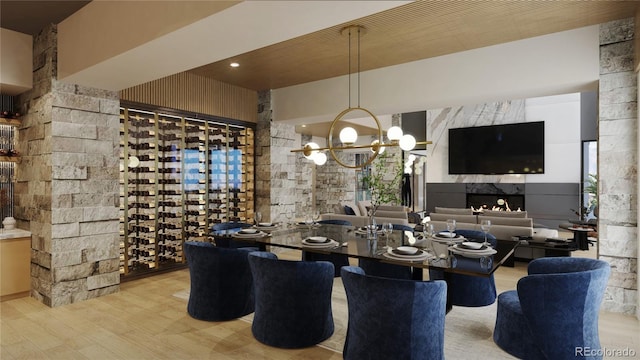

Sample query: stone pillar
[256,90,300,224]
[598,18,638,315]
[16,25,120,307]
[296,134,314,217]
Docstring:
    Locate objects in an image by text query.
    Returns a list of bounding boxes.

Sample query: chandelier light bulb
[370,139,386,154]
[387,126,403,141]
[339,127,358,144]
[313,152,327,165]
[408,154,417,162]
[399,134,417,151]
[303,142,320,159]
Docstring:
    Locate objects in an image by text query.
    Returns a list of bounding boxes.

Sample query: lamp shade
[339,127,358,144]
[399,134,417,151]
[387,126,403,141]
[313,152,327,165]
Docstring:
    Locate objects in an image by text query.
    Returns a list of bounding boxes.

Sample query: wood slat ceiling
[188,1,639,91]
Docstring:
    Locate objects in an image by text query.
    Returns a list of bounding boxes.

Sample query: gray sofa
[321,200,410,228]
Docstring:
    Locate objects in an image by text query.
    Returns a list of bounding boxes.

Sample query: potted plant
[361,151,403,219]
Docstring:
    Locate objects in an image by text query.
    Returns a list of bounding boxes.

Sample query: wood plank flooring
[1,250,638,359]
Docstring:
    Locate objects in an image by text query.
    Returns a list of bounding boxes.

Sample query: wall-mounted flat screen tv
[448,121,544,175]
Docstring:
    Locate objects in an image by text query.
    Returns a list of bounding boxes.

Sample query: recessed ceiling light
[230,62,240,68]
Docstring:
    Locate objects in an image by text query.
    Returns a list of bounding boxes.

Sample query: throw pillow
[344,205,356,215]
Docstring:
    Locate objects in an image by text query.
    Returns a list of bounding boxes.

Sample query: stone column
[256,90,300,224]
[598,18,638,315]
[16,25,120,307]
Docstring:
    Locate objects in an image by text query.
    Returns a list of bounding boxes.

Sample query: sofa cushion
[341,201,361,216]
[357,200,372,216]
[430,213,478,224]
[434,207,473,215]
[344,205,356,216]
[481,210,528,218]
[378,205,406,212]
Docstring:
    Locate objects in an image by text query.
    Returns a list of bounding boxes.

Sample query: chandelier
[291,25,430,169]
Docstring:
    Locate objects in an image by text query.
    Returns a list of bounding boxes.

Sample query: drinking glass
[285,209,294,228]
[312,210,320,224]
[382,222,393,246]
[423,223,434,238]
[446,219,456,237]
[480,219,491,246]
[304,214,314,231]
[254,211,262,225]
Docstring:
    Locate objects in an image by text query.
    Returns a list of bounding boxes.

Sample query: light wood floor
[1,251,638,360]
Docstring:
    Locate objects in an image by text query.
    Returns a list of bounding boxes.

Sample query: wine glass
[285,209,294,228]
[382,222,393,247]
[312,210,320,224]
[480,219,491,246]
[304,214,314,231]
[446,219,456,237]
[254,211,262,226]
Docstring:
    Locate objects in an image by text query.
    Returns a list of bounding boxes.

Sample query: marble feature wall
[16,25,120,307]
[598,18,638,315]
[426,100,526,184]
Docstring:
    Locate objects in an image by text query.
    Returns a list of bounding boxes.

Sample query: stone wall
[16,25,120,307]
[598,18,638,315]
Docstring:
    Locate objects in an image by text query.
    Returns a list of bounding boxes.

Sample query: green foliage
[361,151,403,215]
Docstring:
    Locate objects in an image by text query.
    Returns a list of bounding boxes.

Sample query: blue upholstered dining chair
[392,223,414,232]
[302,220,351,277]
[341,266,447,360]
[357,223,415,279]
[493,257,610,360]
[248,251,335,348]
[428,229,497,307]
[183,241,255,321]
[211,221,253,248]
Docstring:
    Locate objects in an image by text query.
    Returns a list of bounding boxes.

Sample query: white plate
[395,246,419,255]
[258,222,273,227]
[233,231,266,238]
[383,250,432,262]
[460,241,483,250]
[436,232,457,238]
[306,236,328,243]
[238,229,258,234]
[449,245,497,258]
[302,238,338,247]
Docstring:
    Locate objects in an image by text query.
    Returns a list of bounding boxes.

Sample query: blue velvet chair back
[248,251,335,348]
[429,229,498,307]
[392,223,414,232]
[211,222,254,248]
[317,219,353,226]
[303,220,351,276]
[183,241,255,321]
[357,224,415,279]
[494,257,611,359]
[341,266,447,360]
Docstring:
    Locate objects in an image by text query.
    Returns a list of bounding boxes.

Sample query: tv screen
[448,121,544,175]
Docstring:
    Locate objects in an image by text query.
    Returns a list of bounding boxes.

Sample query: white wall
[272,25,599,125]
[0,28,32,95]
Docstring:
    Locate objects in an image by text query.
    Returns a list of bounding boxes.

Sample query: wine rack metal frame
[119,104,255,277]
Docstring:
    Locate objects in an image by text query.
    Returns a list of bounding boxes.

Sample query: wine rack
[119,106,255,277]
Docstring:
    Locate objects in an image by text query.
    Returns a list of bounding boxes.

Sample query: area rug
[173,278,515,358]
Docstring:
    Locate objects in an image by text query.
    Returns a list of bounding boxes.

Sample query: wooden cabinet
[119,106,255,277]
[0,231,31,300]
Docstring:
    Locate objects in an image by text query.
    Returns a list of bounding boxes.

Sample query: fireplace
[466,193,525,211]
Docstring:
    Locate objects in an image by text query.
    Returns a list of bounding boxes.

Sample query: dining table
[211,223,518,279]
